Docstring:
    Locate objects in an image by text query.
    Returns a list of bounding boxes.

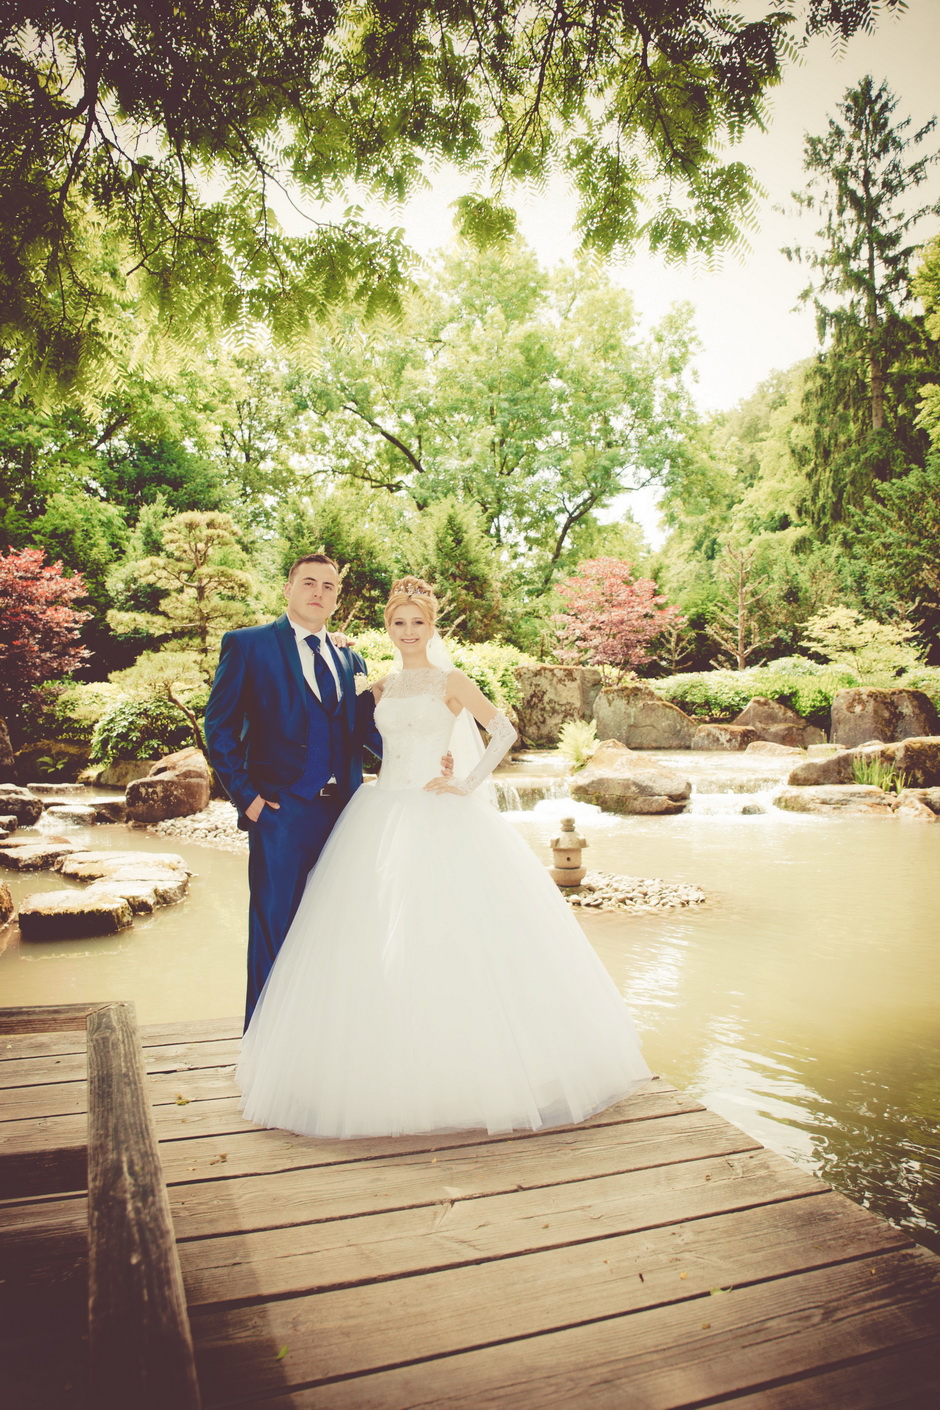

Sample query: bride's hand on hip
[424,775,466,796]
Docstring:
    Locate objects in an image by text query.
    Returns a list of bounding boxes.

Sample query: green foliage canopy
[1,1,905,394]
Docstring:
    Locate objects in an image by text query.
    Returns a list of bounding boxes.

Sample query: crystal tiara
[389,577,437,601]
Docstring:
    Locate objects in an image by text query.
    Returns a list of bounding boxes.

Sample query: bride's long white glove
[451,712,517,795]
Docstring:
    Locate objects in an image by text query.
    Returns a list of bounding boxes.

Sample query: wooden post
[87,1002,202,1410]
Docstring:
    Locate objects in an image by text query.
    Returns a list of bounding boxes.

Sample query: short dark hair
[287,552,341,583]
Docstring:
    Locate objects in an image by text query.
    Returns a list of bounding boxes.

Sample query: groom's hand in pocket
[246,794,280,822]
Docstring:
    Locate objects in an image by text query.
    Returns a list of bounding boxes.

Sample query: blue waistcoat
[291,685,346,799]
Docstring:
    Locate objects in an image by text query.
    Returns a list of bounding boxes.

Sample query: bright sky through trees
[271,1,940,418]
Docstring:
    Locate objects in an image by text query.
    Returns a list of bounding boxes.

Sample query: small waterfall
[494,777,571,813]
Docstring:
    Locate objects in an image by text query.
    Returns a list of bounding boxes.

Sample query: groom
[205,554,382,1028]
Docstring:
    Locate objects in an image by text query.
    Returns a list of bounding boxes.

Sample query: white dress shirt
[288,619,343,704]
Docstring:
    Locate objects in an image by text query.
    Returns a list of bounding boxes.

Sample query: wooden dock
[2,1009,940,1408]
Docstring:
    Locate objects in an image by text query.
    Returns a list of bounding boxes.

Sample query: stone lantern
[549,816,588,887]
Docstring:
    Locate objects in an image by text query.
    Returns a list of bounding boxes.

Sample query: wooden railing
[87,1002,202,1409]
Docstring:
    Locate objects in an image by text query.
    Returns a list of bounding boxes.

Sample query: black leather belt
[318,782,340,799]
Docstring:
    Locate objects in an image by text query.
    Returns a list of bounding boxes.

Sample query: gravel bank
[149,803,708,911]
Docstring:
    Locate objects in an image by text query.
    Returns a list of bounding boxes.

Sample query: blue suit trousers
[245,789,342,1028]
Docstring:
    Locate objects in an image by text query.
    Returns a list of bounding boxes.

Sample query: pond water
[2,756,939,1255]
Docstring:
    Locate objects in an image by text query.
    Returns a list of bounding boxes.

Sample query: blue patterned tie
[305,634,338,714]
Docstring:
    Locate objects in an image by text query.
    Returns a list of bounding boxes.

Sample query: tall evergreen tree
[785,77,940,529]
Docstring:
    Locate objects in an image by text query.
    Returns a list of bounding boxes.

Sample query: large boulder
[569,740,691,814]
[775,785,896,816]
[893,786,940,815]
[593,685,697,750]
[0,718,16,782]
[0,784,44,826]
[125,747,211,824]
[513,666,602,746]
[18,889,134,940]
[830,687,939,748]
[692,724,759,751]
[85,758,160,788]
[789,736,940,789]
[733,697,826,749]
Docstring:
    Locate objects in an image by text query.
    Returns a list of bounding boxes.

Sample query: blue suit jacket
[204,615,381,824]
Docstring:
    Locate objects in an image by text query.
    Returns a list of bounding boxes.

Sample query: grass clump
[851,755,909,794]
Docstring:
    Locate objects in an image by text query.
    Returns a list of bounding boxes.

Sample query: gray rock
[18,889,134,940]
[0,880,12,924]
[893,787,940,815]
[26,782,87,796]
[892,795,937,822]
[88,759,160,788]
[891,737,940,787]
[0,784,44,826]
[85,872,189,912]
[744,740,804,756]
[593,685,697,750]
[513,665,603,747]
[126,747,211,824]
[0,839,81,869]
[569,740,691,814]
[775,785,895,816]
[692,723,760,751]
[733,697,826,749]
[0,717,17,782]
[93,799,127,823]
[830,687,939,748]
[789,736,940,790]
[55,849,190,882]
[43,802,100,826]
[806,743,843,758]
[741,802,765,815]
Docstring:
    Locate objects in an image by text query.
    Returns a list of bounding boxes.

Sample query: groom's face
[284,563,340,633]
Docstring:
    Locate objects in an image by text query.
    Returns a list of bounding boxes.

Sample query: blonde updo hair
[384,576,439,631]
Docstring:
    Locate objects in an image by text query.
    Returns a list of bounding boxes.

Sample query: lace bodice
[374,668,457,790]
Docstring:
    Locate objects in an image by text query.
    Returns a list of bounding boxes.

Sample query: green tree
[298,242,699,589]
[107,511,261,658]
[408,498,507,642]
[1,2,904,393]
[785,77,940,528]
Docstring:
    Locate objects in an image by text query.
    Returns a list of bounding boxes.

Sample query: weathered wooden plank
[179,1148,826,1307]
[2,1326,90,1410]
[87,1002,201,1410]
[139,1017,243,1046]
[0,1193,88,1332]
[159,1087,704,1185]
[0,1037,243,1094]
[0,1002,107,1035]
[0,1016,239,1064]
[169,1113,758,1240]
[190,1195,914,1401]
[207,1247,940,1410]
[718,1340,940,1409]
[0,1139,86,1197]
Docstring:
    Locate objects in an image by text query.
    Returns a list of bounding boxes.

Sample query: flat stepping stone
[43,802,100,825]
[0,840,81,870]
[84,872,189,912]
[18,889,134,940]
[55,850,191,881]
[0,814,18,832]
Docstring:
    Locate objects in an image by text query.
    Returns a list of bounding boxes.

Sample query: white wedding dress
[236,667,651,1137]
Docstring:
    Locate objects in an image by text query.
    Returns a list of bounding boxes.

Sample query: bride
[236,577,652,1137]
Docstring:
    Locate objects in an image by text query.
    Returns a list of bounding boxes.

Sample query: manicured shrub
[89,697,191,763]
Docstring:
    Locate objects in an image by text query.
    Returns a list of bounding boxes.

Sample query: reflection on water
[514,799,940,1253]
[2,780,940,1253]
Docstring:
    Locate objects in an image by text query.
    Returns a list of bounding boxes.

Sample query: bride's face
[388,607,432,655]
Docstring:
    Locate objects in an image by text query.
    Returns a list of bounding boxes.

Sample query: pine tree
[784,77,940,529]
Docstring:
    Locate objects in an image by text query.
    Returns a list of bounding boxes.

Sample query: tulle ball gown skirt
[237,786,652,1138]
